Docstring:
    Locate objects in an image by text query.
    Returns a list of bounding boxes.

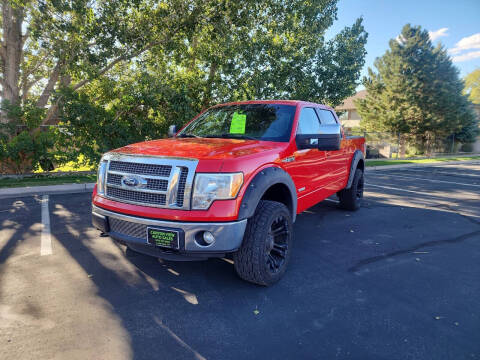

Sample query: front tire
[338,168,364,211]
[233,200,293,286]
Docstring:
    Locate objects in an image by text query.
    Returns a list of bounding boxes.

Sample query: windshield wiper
[177,133,201,138]
[205,134,257,140]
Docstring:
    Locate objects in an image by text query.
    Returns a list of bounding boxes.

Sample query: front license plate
[146,227,179,249]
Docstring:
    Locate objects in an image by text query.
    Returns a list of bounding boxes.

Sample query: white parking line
[398,168,480,178]
[370,173,480,188]
[41,195,52,256]
[366,183,436,196]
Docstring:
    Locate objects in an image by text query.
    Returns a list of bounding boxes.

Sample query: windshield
[178,104,296,142]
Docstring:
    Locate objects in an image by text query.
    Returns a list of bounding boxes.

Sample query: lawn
[366,156,480,167]
[0,174,97,189]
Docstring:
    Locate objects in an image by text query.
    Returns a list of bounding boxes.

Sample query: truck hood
[111,137,288,161]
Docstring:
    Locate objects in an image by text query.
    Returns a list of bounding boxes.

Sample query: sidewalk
[0,182,95,199]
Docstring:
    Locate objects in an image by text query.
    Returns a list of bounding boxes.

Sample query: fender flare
[238,167,297,223]
[346,150,365,189]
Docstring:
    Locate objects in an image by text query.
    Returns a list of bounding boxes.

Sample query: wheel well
[260,183,294,218]
[357,158,364,172]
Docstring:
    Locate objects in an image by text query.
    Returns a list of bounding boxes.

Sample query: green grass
[366,156,480,167]
[0,174,97,189]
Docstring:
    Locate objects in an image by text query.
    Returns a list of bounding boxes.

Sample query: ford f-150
[92,100,366,285]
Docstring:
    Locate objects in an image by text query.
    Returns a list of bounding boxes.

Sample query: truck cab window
[297,107,321,134]
[317,109,338,125]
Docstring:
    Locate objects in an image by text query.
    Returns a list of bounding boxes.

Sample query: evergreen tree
[357,24,477,153]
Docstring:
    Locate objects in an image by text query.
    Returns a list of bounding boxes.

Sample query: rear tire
[233,200,293,286]
[338,168,364,211]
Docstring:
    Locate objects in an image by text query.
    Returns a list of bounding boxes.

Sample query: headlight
[97,158,108,195]
[192,173,243,210]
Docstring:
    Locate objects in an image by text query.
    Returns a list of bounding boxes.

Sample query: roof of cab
[212,99,334,111]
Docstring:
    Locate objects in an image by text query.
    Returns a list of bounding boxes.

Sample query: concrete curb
[0,182,95,199]
[366,160,480,171]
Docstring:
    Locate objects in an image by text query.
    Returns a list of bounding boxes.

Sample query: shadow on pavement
[14,189,480,359]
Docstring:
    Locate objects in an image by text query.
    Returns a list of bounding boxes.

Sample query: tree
[464,69,480,104]
[357,24,477,154]
[57,0,367,165]
[1,0,368,172]
[0,0,207,172]
[1,0,177,122]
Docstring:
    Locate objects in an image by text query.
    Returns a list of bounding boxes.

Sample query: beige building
[335,90,366,129]
[473,104,480,152]
[336,91,480,153]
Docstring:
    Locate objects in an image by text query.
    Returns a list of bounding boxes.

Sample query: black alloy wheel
[234,200,293,286]
[266,215,289,274]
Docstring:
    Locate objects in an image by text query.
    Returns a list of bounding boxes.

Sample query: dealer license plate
[146,227,179,249]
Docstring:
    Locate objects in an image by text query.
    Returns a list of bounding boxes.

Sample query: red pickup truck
[92,100,365,285]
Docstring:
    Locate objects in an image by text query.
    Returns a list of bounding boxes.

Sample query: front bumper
[92,205,247,260]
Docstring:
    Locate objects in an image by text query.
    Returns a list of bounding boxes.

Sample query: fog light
[203,231,215,245]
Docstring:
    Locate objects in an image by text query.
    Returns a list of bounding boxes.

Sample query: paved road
[1,163,479,360]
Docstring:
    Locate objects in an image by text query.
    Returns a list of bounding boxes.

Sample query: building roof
[335,90,367,111]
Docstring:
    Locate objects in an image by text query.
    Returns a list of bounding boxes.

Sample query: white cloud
[449,33,480,54]
[428,28,449,41]
[451,50,480,63]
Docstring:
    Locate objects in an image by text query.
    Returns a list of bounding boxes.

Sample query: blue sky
[326,0,480,85]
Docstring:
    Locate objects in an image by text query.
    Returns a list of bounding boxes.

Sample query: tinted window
[317,109,338,125]
[297,108,321,134]
[179,104,296,142]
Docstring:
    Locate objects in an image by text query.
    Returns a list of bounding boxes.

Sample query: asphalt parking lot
[1,163,479,360]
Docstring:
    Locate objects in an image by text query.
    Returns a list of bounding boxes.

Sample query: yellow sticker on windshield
[230,112,246,134]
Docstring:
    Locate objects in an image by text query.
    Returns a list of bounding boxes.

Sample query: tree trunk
[40,73,71,125]
[1,1,24,123]
[36,62,61,109]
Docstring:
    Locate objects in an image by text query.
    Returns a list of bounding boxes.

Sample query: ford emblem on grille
[121,175,147,189]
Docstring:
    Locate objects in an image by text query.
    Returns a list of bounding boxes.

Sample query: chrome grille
[109,161,171,177]
[101,154,198,209]
[107,173,168,191]
[177,167,188,207]
[106,186,166,206]
[109,217,147,240]
[107,173,122,186]
[147,178,168,191]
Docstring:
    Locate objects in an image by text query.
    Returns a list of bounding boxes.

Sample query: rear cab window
[316,108,343,138]
[316,109,338,125]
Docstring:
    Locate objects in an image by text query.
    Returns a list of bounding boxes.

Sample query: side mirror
[168,125,177,137]
[296,124,341,151]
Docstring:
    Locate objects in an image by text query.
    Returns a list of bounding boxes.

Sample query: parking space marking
[370,173,480,188]
[366,183,437,196]
[389,168,480,178]
[41,195,52,256]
